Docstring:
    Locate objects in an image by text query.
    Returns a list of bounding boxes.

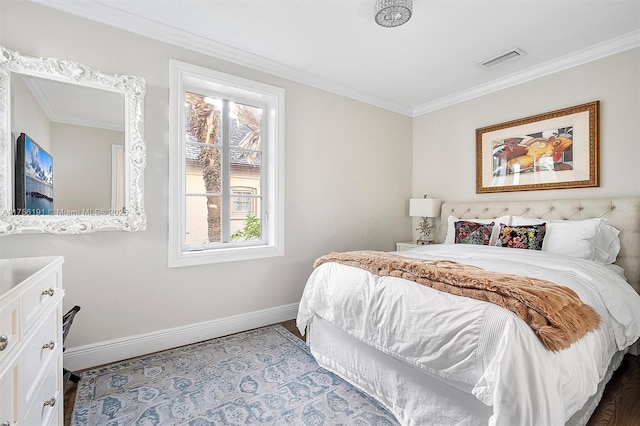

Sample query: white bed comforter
[296,244,640,426]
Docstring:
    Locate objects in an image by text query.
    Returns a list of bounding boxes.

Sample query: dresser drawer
[23,308,60,405]
[23,359,61,426]
[0,297,20,363]
[0,360,18,425]
[0,256,64,425]
[22,268,60,331]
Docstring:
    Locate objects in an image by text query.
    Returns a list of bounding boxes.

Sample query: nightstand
[396,241,420,251]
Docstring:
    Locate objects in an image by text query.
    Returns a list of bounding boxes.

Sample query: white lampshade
[409,198,441,218]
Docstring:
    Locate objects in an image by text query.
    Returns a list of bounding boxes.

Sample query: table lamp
[409,197,442,244]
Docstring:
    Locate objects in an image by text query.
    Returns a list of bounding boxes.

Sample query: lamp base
[416,239,432,245]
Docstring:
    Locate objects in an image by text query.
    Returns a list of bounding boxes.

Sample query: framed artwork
[476,101,599,193]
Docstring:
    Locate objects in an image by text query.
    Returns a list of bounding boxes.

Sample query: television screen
[15,133,54,215]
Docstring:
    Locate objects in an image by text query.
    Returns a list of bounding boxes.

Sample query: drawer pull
[43,397,56,407]
[0,335,7,351]
[42,340,56,350]
[41,288,55,297]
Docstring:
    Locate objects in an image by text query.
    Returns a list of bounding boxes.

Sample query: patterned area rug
[71,324,399,425]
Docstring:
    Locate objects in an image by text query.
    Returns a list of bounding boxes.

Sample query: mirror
[0,45,146,235]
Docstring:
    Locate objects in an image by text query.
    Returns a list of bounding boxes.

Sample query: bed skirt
[307,316,627,426]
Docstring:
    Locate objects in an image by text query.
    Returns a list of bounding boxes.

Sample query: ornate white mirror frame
[0,46,146,235]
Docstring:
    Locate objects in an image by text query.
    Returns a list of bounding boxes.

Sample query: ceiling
[20,75,124,131]
[35,0,640,116]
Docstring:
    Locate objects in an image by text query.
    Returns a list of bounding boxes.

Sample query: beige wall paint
[51,123,123,213]
[11,73,51,152]
[413,48,640,241]
[0,2,413,348]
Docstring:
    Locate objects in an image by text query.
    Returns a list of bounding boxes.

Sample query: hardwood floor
[587,353,640,425]
[64,320,640,425]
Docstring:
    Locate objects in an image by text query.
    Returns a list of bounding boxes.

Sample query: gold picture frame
[476,101,599,193]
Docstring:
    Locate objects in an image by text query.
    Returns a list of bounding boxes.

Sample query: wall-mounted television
[15,133,54,215]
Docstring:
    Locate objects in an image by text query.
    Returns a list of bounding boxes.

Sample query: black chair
[62,305,82,384]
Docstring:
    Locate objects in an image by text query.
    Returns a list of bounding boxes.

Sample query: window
[169,60,284,267]
[231,187,256,215]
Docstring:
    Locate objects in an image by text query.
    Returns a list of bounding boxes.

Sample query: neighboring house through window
[231,187,256,215]
[169,60,284,266]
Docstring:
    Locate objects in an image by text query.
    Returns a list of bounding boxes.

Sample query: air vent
[480,48,526,68]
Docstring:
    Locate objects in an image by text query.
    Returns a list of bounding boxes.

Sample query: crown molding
[31,1,640,118]
[412,30,640,117]
[32,0,413,116]
[23,76,124,131]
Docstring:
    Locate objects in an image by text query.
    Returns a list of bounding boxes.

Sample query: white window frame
[169,60,285,267]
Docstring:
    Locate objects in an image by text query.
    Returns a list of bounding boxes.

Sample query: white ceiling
[35,0,640,116]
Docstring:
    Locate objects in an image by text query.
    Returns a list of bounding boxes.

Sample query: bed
[297,197,640,426]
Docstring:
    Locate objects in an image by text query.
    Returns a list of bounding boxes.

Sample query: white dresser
[0,256,64,426]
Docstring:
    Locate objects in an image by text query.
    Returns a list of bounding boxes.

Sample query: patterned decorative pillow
[454,221,494,245]
[496,223,546,250]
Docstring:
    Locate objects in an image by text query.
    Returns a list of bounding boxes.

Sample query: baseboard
[63,302,300,371]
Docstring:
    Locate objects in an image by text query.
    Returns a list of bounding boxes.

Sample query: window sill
[168,244,284,267]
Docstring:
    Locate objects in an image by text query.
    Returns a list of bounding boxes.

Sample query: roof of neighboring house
[185,119,260,167]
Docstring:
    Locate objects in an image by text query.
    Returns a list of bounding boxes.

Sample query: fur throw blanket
[314,250,600,351]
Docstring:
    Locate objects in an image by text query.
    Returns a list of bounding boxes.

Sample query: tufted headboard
[437,197,640,293]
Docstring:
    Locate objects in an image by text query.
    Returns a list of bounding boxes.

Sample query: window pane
[231,192,254,213]
[186,195,221,245]
[186,145,221,194]
[185,92,221,145]
[230,197,262,241]
[231,103,262,151]
[229,149,262,174]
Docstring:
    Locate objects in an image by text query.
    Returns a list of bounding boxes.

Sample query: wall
[413,48,640,241]
[0,2,413,366]
[51,123,123,212]
[11,74,51,152]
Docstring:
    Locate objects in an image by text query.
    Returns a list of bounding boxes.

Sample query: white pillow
[543,219,602,260]
[510,217,546,226]
[444,215,510,246]
[592,221,620,264]
[510,217,619,263]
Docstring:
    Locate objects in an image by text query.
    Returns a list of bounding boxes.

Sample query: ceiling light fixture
[375,0,412,28]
